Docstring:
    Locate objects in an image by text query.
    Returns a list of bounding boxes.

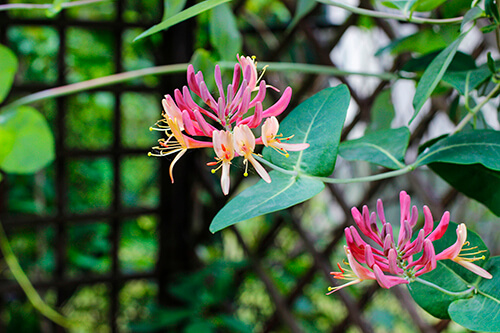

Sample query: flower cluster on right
[328,191,492,294]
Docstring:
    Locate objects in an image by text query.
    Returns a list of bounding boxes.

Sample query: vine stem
[0,222,75,328]
[0,0,108,11]
[254,155,415,184]
[414,277,475,297]
[316,0,464,24]
[453,82,500,133]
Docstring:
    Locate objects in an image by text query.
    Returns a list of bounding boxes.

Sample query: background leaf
[339,127,410,169]
[0,44,18,104]
[134,0,232,41]
[163,0,187,20]
[442,63,492,95]
[0,106,55,174]
[263,85,350,177]
[209,172,324,233]
[367,89,395,132]
[287,0,317,33]
[411,33,467,123]
[209,3,242,61]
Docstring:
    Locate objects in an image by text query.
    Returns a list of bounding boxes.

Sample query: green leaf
[263,85,350,177]
[209,3,241,61]
[367,89,395,132]
[163,0,187,20]
[412,0,447,12]
[442,64,492,95]
[448,257,500,332]
[0,45,18,104]
[409,221,490,319]
[460,6,484,31]
[486,0,500,24]
[415,130,500,170]
[428,163,500,216]
[411,33,467,123]
[209,172,324,233]
[339,127,410,170]
[0,106,55,174]
[380,0,417,14]
[402,51,476,73]
[46,0,68,17]
[287,0,317,33]
[134,0,232,41]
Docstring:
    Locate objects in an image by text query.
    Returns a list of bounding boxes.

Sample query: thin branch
[0,0,110,11]
[316,0,464,24]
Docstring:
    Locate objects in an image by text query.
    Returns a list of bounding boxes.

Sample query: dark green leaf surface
[442,64,492,95]
[209,3,241,61]
[0,106,55,174]
[461,6,484,31]
[409,222,490,319]
[449,257,500,332]
[367,89,395,132]
[339,127,410,169]
[209,172,324,233]
[415,130,500,170]
[134,0,232,41]
[428,163,500,216]
[0,45,18,104]
[412,33,467,123]
[263,85,350,177]
[412,0,447,12]
[287,0,316,33]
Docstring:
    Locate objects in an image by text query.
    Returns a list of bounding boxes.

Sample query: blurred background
[0,0,499,332]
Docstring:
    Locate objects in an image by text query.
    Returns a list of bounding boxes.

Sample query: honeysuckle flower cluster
[327,191,492,295]
[149,55,309,195]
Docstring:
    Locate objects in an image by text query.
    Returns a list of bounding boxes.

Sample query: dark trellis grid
[0,0,487,332]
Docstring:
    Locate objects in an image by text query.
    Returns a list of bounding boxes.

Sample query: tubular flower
[260,116,310,157]
[150,55,308,194]
[209,130,235,195]
[328,191,492,295]
[233,125,271,183]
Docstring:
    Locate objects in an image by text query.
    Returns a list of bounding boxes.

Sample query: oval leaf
[263,85,350,177]
[209,171,324,233]
[0,106,55,174]
[0,45,18,104]
[339,127,410,170]
[409,221,490,319]
[411,33,467,123]
[134,0,232,41]
[415,130,500,170]
[448,256,500,332]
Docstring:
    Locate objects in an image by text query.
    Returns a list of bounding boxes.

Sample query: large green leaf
[448,256,500,332]
[0,106,55,174]
[209,171,324,233]
[412,0,447,12]
[263,85,350,177]
[411,33,467,123]
[134,0,232,41]
[409,222,490,319]
[415,130,500,170]
[0,45,18,104]
[442,63,492,95]
[209,3,241,61]
[339,127,410,170]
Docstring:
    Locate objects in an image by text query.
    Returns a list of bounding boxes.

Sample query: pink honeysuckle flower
[151,55,309,195]
[233,125,271,183]
[209,130,235,195]
[435,223,492,279]
[259,116,309,157]
[327,246,408,295]
[149,118,212,183]
[328,191,492,295]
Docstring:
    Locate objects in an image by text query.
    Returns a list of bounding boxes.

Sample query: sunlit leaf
[264,85,350,177]
[209,172,324,233]
[163,0,187,20]
[411,33,467,123]
[0,106,55,174]
[0,44,18,104]
[339,127,410,169]
[134,0,232,41]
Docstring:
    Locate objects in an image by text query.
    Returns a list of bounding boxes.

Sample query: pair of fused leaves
[209,85,350,233]
[0,45,54,176]
[409,221,500,332]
